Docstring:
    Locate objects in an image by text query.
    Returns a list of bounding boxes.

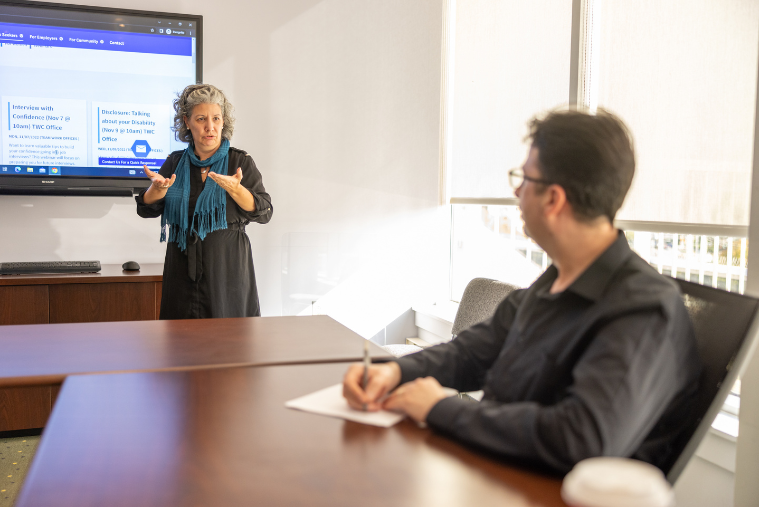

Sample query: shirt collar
[534,230,634,302]
[565,230,634,302]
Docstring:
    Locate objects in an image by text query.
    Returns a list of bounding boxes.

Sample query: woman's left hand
[208,167,243,194]
[208,167,256,212]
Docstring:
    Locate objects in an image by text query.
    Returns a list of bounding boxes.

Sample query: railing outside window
[452,204,749,299]
[626,231,748,294]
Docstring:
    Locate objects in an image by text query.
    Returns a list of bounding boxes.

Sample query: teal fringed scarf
[161,139,230,251]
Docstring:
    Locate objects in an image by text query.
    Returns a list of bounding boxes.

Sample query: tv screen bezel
[0,0,203,197]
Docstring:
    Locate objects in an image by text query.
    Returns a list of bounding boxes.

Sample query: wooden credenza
[0,264,163,431]
[0,263,163,325]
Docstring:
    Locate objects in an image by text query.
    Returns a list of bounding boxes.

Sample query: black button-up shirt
[395,232,701,473]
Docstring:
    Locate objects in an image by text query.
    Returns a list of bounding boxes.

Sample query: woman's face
[184,103,224,155]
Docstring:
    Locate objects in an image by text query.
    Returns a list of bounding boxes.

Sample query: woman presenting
[136,84,272,319]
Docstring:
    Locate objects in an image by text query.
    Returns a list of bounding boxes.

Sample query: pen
[362,339,370,411]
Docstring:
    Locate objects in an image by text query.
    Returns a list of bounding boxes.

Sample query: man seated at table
[343,108,701,474]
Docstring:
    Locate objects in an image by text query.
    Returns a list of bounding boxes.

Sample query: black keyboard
[0,261,101,275]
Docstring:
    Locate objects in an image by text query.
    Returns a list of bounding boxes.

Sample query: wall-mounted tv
[0,0,202,196]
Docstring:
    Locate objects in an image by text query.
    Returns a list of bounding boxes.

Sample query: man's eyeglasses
[508,168,553,189]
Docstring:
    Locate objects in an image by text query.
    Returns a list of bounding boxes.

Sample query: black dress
[135,147,272,319]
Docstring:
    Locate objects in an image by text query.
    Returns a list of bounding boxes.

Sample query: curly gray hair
[172,84,235,143]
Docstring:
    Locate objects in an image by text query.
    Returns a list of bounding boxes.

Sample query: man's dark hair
[526,108,635,222]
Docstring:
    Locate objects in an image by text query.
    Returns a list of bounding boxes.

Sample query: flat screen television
[0,0,202,196]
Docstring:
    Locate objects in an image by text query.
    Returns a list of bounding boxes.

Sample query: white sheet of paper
[284,383,405,428]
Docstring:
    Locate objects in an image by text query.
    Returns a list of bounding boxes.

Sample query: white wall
[735,352,759,506]
[0,0,449,334]
[675,455,735,507]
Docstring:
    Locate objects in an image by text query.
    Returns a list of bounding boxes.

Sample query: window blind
[448,0,573,200]
[596,0,759,226]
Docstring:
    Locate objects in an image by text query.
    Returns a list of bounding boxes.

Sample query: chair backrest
[664,278,759,483]
[452,278,520,336]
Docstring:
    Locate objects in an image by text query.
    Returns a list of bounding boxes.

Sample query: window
[445,0,758,300]
[446,0,573,201]
[444,1,758,437]
[596,0,759,227]
[450,204,545,301]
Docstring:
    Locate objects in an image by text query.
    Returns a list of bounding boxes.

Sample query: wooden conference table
[0,316,390,431]
[0,316,389,386]
[16,363,567,507]
[1,316,567,506]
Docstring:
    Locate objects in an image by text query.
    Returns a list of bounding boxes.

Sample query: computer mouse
[122,261,141,271]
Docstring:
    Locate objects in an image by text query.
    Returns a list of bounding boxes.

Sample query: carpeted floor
[0,435,39,507]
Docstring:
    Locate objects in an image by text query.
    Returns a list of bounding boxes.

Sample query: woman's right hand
[145,165,176,191]
[142,165,177,204]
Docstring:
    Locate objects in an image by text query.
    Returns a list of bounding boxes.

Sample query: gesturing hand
[208,167,243,194]
[144,165,176,190]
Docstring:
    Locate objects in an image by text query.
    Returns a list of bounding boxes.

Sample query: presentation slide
[0,18,196,178]
[2,96,87,169]
[92,102,173,172]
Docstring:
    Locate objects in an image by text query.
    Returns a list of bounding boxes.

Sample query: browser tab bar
[0,22,192,56]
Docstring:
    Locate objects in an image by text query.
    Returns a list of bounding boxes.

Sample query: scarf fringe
[195,207,228,239]
[165,224,187,250]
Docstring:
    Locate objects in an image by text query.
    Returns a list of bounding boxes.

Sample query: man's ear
[543,184,568,220]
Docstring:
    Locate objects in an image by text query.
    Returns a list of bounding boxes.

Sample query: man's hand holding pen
[343,362,401,412]
[343,361,449,424]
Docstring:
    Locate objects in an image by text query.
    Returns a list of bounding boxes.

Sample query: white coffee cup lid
[561,457,674,507]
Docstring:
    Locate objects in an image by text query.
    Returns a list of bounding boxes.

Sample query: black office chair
[663,278,759,483]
